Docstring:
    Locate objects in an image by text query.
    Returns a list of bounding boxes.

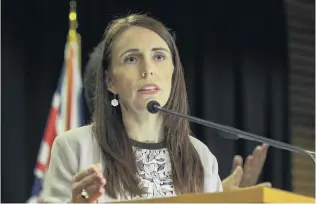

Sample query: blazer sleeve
[42,135,78,202]
[203,148,223,193]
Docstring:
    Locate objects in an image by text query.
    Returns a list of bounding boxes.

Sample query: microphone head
[147,100,161,114]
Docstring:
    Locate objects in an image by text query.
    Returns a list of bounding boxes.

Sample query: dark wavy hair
[89,13,204,198]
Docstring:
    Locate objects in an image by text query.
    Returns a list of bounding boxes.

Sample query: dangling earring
[111,94,119,107]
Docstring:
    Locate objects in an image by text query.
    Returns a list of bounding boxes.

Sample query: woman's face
[108,26,174,112]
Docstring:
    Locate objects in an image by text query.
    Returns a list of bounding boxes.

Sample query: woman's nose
[140,58,155,78]
[141,71,154,78]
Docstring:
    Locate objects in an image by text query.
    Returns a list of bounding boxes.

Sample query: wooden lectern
[121,187,315,203]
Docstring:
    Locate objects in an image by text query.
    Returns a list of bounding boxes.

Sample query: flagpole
[69,0,78,37]
[68,0,81,70]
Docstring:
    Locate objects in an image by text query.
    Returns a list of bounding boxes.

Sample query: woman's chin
[134,98,166,112]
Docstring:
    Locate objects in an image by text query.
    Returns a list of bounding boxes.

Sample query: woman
[83,35,270,193]
[43,14,269,203]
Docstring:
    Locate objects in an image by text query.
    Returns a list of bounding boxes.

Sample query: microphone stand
[152,104,316,163]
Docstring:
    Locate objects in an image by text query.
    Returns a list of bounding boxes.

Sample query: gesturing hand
[233,144,269,187]
[222,144,271,191]
[70,163,106,203]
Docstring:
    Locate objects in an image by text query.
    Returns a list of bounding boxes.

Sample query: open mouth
[138,83,161,94]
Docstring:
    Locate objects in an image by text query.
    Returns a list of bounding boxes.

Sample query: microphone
[147,101,316,163]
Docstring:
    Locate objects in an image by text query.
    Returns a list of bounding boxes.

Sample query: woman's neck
[121,107,164,143]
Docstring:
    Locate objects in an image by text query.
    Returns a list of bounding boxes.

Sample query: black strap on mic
[146,100,316,163]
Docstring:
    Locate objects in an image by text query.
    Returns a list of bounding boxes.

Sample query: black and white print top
[124,139,176,200]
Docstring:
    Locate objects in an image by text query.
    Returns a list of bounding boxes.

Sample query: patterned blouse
[124,139,176,200]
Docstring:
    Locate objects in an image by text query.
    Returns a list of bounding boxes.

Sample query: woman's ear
[105,70,117,94]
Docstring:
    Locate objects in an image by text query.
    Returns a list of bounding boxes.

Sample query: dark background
[3,0,313,202]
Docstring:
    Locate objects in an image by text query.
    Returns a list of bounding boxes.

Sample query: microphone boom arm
[154,105,316,163]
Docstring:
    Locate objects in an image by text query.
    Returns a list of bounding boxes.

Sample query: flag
[27,6,83,202]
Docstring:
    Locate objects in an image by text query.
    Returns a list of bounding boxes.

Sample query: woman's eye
[154,53,166,61]
[124,56,137,64]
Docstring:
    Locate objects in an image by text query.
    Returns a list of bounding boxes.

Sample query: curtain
[2,0,291,202]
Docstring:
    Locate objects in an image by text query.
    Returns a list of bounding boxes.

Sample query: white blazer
[42,125,223,202]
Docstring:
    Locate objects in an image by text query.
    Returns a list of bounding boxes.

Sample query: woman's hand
[70,163,106,203]
[232,144,269,187]
[222,144,271,191]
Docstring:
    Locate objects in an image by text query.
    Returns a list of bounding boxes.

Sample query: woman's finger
[240,155,254,187]
[259,144,269,166]
[244,155,254,175]
[73,164,102,182]
[231,166,243,186]
[252,145,267,177]
[75,182,105,203]
[73,172,106,194]
[231,155,243,173]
